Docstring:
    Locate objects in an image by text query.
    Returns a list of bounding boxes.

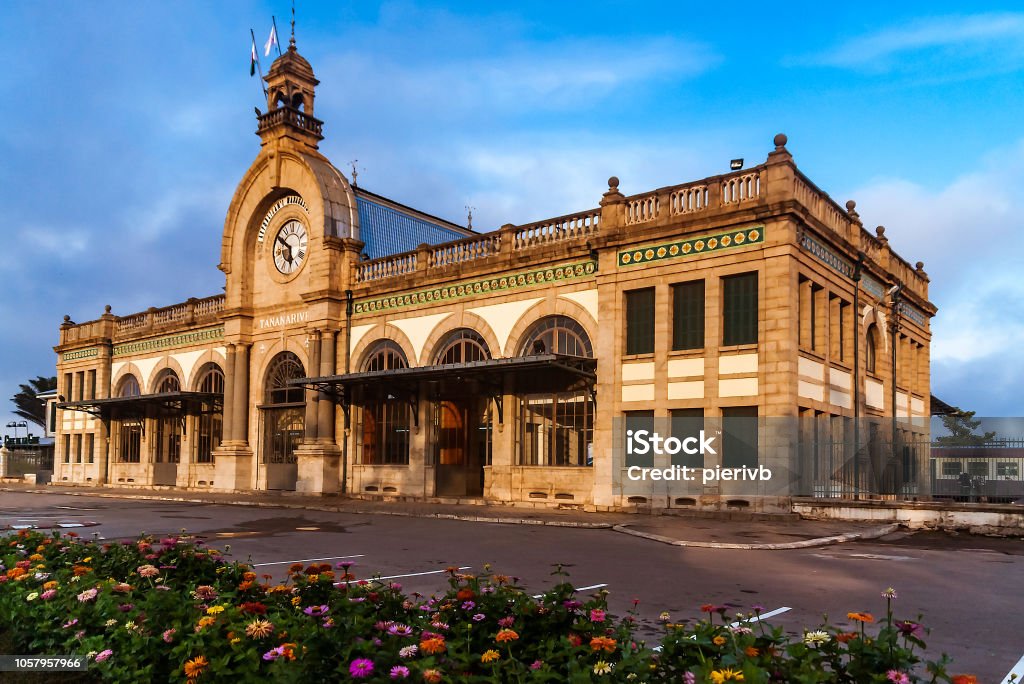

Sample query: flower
[472,613,486,622]
[40,589,56,601]
[803,630,830,647]
[745,646,760,657]
[196,616,216,631]
[895,620,924,638]
[590,636,617,653]
[206,605,225,615]
[77,588,98,602]
[62,619,78,629]
[388,624,413,637]
[882,587,898,600]
[710,668,744,683]
[303,604,330,617]
[658,611,671,622]
[390,665,410,679]
[846,612,874,623]
[193,585,217,601]
[481,649,500,663]
[886,671,910,684]
[239,602,267,614]
[835,632,859,643]
[25,592,39,601]
[183,655,209,680]
[162,628,176,643]
[349,659,374,678]
[683,673,696,684]
[495,629,519,643]
[530,660,543,670]
[590,609,606,622]
[420,637,446,654]
[951,676,979,684]
[593,660,613,675]
[245,619,274,639]
[95,649,113,663]
[422,670,442,684]
[398,645,418,658]
[498,616,515,628]
[137,564,159,578]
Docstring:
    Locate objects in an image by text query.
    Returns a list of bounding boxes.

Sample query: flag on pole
[250,36,258,76]
[264,24,278,57]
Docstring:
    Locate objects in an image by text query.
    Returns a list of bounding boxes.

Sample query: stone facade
[53,43,935,511]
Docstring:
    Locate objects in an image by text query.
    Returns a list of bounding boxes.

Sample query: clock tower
[213,37,363,495]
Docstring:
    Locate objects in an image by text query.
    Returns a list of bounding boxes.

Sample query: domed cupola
[256,33,323,149]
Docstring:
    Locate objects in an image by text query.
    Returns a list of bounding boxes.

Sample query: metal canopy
[292,354,596,424]
[57,392,223,420]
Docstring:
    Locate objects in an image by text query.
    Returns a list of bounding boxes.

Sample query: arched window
[115,375,141,463]
[263,352,305,471]
[434,329,490,365]
[518,315,593,357]
[265,352,305,404]
[117,375,140,398]
[359,341,410,465]
[291,92,304,111]
[153,370,181,465]
[517,317,594,467]
[194,364,224,464]
[866,325,879,374]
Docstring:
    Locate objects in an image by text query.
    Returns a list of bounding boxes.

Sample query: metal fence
[4,448,54,479]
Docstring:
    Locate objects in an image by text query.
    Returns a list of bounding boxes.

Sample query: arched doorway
[430,329,492,497]
[193,364,225,464]
[261,352,305,490]
[357,341,411,465]
[113,375,142,465]
[152,370,182,485]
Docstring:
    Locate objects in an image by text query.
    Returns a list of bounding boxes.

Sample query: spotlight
[730,159,744,171]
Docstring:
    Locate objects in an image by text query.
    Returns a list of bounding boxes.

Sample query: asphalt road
[2,491,1022,682]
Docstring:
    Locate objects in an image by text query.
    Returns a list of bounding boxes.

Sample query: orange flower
[423,670,442,684]
[951,677,978,684]
[288,563,303,573]
[196,617,216,630]
[457,588,476,601]
[43,581,58,591]
[6,568,26,579]
[242,572,257,581]
[846,612,874,623]
[713,635,728,646]
[72,565,92,576]
[835,632,859,643]
[420,637,447,654]
[589,637,617,653]
[745,646,759,657]
[496,629,519,643]
[183,655,209,679]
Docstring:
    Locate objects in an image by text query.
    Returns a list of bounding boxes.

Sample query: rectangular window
[87,370,97,400]
[672,280,705,350]
[941,461,961,477]
[625,288,656,355]
[75,371,85,401]
[518,392,593,466]
[967,461,988,477]
[85,433,95,464]
[722,273,758,346]
[63,434,71,464]
[722,406,758,468]
[670,408,704,468]
[73,434,82,464]
[63,373,73,403]
[48,402,57,435]
[624,410,655,468]
[997,462,1019,478]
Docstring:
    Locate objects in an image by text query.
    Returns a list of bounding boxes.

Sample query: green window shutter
[672,280,705,350]
[625,288,655,355]
[723,272,758,345]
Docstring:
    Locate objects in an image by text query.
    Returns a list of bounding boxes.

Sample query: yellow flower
[711,668,745,683]
[745,646,759,657]
[593,660,613,675]
[481,649,500,663]
[291,596,301,606]
[206,605,225,615]
[713,635,728,646]
[230,638,241,645]
[196,617,216,630]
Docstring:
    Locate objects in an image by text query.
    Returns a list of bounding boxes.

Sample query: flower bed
[0,529,978,683]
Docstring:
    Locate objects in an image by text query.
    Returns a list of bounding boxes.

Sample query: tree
[11,376,57,429]
[933,409,997,447]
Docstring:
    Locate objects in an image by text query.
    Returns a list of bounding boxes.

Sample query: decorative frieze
[113,327,224,356]
[618,226,764,267]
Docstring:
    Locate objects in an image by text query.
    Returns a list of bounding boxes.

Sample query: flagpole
[250,28,267,98]
[272,16,283,57]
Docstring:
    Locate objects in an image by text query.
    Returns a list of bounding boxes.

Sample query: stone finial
[600,175,625,207]
[875,225,888,241]
[608,176,620,191]
[845,199,859,220]
[104,305,112,313]
[63,315,71,323]
[773,133,788,150]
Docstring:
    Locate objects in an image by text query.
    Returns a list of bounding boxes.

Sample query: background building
[54,42,935,511]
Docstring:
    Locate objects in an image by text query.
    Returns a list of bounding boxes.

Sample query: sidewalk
[1,483,898,550]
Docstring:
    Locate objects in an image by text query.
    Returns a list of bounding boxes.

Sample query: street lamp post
[889,283,903,495]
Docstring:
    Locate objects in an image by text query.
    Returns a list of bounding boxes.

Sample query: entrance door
[153,414,181,486]
[434,398,488,497]
[263,407,302,490]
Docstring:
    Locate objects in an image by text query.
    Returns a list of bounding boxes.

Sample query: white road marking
[811,552,915,562]
[374,566,471,581]
[532,582,608,598]
[1001,652,1024,684]
[253,554,365,567]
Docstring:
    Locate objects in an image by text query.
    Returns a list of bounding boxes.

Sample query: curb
[611,522,902,550]
[0,488,614,530]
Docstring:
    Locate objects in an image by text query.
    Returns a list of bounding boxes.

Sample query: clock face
[273,220,308,274]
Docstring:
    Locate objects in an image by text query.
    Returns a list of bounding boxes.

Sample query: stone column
[305,331,321,443]
[95,341,113,484]
[318,331,337,443]
[233,344,250,445]
[222,344,237,443]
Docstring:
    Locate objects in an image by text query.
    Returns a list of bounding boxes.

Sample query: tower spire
[290,0,296,48]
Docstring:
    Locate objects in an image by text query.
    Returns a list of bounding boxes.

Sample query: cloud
[803,13,1024,74]
[849,138,1024,414]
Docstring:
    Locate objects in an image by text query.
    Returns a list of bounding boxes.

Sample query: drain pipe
[852,252,864,498]
[341,289,353,494]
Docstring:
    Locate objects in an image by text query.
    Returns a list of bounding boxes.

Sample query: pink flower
[137,564,159,578]
[590,609,606,623]
[349,658,374,678]
[40,589,57,601]
[77,588,98,602]
[683,673,696,684]
[95,649,112,662]
[389,665,410,679]
[530,660,544,670]
[498,616,515,628]
[162,628,176,643]
[886,671,910,684]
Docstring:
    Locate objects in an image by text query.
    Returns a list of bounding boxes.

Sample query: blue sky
[1,1,1023,436]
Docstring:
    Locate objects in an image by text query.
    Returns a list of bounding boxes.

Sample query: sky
[1,1,1023,436]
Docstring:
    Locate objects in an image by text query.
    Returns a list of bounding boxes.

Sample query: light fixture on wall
[730,159,744,170]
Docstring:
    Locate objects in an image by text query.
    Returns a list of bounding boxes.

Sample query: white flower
[26,592,39,602]
[105,619,118,627]
[804,630,831,647]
